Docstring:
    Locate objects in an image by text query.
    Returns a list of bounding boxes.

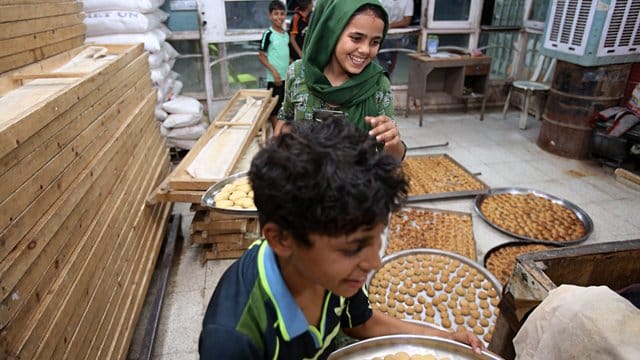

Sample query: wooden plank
[31,129,166,359]
[0,12,84,40]
[0,0,71,5]
[44,134,165,360]
[67,159,166,359]
[0,35,84,74]
[0,2,82,23]
[50,140,167,360]
[0,91,155,332]
[109,204,171,360]
[0,54,148,205]
[0,23,86,58]
[166,90,274,191]
[0,94,157,357]
[91,175,170,360]
[0,43,144,159]
[0,75,152,265]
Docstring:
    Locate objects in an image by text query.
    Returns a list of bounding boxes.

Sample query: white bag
[162,96,203,115]
[82,0,164,13]
[85,28,165,52]
[160,123,207,140]
[163,113,202,129]
[84,10,163,36]
[155,104,168,121]
[150,63,171,85]
[166,138,197,150]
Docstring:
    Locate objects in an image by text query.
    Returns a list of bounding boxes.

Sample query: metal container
[201,171,257,217]
[474,187,593,246]
[328,335,504,360]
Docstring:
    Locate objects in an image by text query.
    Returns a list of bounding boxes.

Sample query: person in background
[275,0,407,161]
[258,0,290,130]
[377,0,414,76]
[199,118,484,359]
[289,0,313,61]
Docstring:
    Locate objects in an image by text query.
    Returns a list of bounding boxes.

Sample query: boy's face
[288,222,385,298]
[269,9,286,31]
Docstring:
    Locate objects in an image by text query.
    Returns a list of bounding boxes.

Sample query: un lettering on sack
[83,0,164,13]
[162,96,203,115]
[84,10,167,36]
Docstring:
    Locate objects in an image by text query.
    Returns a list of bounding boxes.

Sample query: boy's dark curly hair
[249,117,407,247]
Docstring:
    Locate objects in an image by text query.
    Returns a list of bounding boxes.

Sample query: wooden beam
[0,75,152,264]
[0,94,158,356]
[0,35,84,75]
[0,43,144,159]
[0,23,86,58]
[0,54,149,206]
[0,2,82,23]
[0,12,84,40]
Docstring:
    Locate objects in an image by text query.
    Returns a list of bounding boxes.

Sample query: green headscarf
[301,0,389,129]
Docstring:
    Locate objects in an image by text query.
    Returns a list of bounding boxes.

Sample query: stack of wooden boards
[0,43,172,359]
[190,205,260,262]
[0,0,85,74]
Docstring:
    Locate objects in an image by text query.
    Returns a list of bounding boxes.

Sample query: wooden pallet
[154,91,276,204]
[189,206,261,262]
[0,43,171,360]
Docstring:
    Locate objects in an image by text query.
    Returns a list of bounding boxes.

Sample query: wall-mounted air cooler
[540,0,640,66]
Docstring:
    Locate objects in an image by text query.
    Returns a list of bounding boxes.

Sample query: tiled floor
[147,110,640,359]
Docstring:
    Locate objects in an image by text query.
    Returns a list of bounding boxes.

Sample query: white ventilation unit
[541,0,640,66]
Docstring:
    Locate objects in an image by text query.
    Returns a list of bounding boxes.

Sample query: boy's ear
[263,222,294,257]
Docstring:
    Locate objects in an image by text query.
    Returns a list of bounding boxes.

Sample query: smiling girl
[276,0,407,161]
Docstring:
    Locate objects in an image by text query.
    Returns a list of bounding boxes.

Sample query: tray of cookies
[483,242,557,286]
[385,206,476,260]
[403,154,489,201]
[474,188,593,245]
[367,249,502,348]
[328,335,504,360]
[201,171,257,216]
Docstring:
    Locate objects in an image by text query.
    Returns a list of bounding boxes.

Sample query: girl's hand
[365,115,404,160]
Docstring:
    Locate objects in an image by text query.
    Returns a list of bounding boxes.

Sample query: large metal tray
[201,171,257,216]
[474,187,593,245]
[384,206,476,259]
[328,335,504,360]
[367,249,502,348]
[404,154,490,202]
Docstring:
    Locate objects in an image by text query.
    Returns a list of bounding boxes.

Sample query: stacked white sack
[160,96,206,150]
[82,0,183,119]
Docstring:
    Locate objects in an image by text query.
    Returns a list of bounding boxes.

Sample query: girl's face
[329,10,385,79]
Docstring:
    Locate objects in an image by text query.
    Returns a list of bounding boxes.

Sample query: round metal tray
[482,241,557,286]
[474,187,593,246]
[367,249,502,348]
[328,335,504,360]
[201,171,257,216]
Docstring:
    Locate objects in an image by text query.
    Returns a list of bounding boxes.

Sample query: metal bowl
[474,187,593,245]
[201,171,257,216]
[328,334,504,360]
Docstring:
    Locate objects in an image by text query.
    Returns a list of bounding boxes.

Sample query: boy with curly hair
[199,118,483,359]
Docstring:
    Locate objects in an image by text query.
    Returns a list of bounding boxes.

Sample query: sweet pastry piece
[386,207,476,259]
[479,192,586,242]
[214,177,257,210]
[403,155,486,196]
[367,252,502,345]
[485,242,555,285]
